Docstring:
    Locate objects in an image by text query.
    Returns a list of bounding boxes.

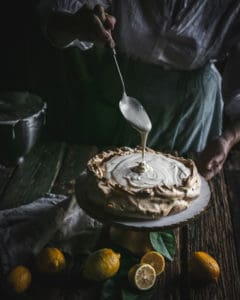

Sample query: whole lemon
[7,265,32,294]
[35,247,66,274]
[189,251,220,282]
[82,248,121,281]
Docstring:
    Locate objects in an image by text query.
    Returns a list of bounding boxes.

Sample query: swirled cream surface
[105,152,190,189]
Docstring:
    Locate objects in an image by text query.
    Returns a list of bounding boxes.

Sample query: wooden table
[1,141,240,299]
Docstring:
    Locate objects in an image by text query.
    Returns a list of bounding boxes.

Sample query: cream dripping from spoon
[113,49,152,173]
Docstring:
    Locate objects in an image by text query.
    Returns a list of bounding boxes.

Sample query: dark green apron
[59,47,223,155]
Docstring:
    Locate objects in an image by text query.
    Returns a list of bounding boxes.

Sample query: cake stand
[75,172,211,255]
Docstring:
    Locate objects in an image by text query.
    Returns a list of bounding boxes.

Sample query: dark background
[0,1,71,141]
[0,1,227,143]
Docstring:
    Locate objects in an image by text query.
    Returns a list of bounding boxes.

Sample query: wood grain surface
[224,150,240,272]
[0,142,240,299]
[52,144,98,196]
[0,164,16,198]
[153,228,181,300]
[0,141,65,209]
[183,173,240,300]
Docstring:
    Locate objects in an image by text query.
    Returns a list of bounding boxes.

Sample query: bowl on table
[0,91,47,164]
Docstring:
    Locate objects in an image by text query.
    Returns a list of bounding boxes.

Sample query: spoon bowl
[119,93,152,133]
[112,48,152,133]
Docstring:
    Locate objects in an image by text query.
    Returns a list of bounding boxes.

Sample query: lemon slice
[140,251,165,276]
[128,263,156,290]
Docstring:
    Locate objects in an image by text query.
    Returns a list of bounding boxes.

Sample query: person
[37,0,240,180]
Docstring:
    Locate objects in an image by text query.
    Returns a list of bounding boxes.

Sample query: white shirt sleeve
[37,0,110,49]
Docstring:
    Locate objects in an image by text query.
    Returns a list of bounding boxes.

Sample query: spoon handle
[112,48,126,95]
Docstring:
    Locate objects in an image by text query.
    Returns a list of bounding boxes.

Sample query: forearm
[221,119,240,148]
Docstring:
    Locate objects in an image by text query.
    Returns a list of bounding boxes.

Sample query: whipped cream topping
[105,152,190,189]
[87,147,201,219]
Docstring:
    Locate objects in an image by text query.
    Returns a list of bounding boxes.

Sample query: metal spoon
[112,48,152,134]
[112,48,152,165]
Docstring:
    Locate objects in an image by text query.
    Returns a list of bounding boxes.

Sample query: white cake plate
[75,172,210,231]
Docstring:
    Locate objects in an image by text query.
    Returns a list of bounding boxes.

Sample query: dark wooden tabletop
[0,141,240,300]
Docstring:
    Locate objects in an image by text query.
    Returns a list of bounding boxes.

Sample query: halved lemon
[128,263,156,290]
[140,251,165,276]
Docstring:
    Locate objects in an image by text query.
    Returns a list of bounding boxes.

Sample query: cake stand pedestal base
[109,226,152,256]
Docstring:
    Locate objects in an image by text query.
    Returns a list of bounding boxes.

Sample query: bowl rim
[0,102,47,126]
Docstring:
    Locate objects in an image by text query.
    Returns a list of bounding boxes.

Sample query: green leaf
[121,289,139,300]
[118,253,138,277]
[149,231,176,261]
[101,278,117,300]
[121,288,154,300]
[100,251,138,300]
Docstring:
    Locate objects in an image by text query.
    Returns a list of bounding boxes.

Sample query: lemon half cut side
[128,263,156,291]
